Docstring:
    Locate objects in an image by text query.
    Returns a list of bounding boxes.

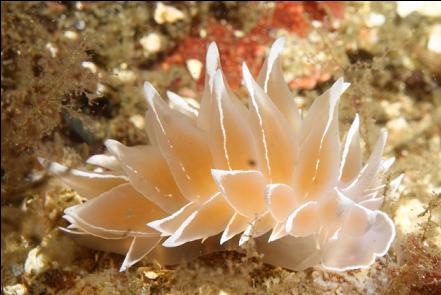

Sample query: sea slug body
[42,38,403,272]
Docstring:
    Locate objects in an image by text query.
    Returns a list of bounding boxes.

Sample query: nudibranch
[42,38,403,272]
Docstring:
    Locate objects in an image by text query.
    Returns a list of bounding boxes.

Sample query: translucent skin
[43,38,401,272]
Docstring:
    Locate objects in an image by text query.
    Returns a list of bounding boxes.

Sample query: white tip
[161,211,198,247]
[119,263,128,272]
[219,232,229,245]
[268,38,285,67]
[353,113,360,125]
[335,188,355,209]
[162,235,177,247]
[271,38,285,54]
[238,224,253,246]
[268,223,286,242]
[166,90,181,104]
[104,139,122,155]
[389,173,404,199]
[146,219,163,233]
[330,77,350,98]
[48,161,69,174]
[381,157,396,172]
[143,81,158,107]
[206,42,220,76]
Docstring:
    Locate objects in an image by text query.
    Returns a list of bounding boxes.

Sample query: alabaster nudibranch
[42,38,403,272]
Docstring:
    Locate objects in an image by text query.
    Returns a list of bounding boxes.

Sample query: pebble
[199,29,207,38]
[45,43,58,58]
[397,1,441,17]
[233,30,244,38]
[24,247,48,275]
[113,67,136,83]
[308,31,321,43]
[139,33,162,53]
[2,284,28,295]
[380,100,401,118]
[63,30,78,40]
[129,114,145,130]
[387,117,408,131]
[428,24,441,53]
[311,20,322,29]
[75,20,86,30]
[366,13,385,27]
[143,270,159,280]
[154,3,185,24]
[96,83,106,96]
[81,61,98,74]
[76,1,85,10]
[186,59,203,80]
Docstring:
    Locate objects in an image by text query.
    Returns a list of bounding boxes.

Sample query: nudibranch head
[43,38,402,272]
